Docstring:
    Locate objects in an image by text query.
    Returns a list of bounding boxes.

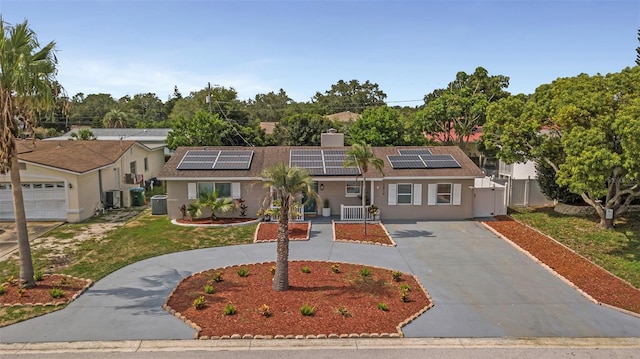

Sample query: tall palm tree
[261,164,317,291]
[344,142,384,236]
[0,19,60,288]
[103,109,129,128]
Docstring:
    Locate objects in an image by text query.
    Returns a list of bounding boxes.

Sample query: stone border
[0,274,93,308]
[253,221,312,243]
[171,218,261,228]
[162,260,433,340]
[480,218,640,319]
[332,221,396,247]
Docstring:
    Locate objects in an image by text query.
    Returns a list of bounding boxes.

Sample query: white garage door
[0,182,67,221]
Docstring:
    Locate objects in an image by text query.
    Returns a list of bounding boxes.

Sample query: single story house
[158,133,485,221]
[47,128,172,155]
[0,140,165,222]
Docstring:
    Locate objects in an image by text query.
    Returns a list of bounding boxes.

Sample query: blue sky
[1,0,638,105]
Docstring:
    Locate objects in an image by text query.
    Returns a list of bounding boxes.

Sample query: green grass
[0,305,65,327]
[509,207,640,288]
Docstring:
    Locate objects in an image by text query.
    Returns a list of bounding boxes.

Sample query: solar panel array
[387,150,461,169]
[177,150,254,170]
[290,149,360,176]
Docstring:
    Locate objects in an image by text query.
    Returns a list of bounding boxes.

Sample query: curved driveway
[1,220,639,342]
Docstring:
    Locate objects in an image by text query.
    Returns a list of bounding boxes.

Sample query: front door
[303,181,318,214]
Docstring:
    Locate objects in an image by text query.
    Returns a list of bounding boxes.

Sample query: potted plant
[322,198,331,217]
[367,204,380,221]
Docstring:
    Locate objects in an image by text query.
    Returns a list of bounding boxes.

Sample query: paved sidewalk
[0,220,639,342]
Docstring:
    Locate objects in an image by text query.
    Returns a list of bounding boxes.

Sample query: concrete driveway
[0,220,638,342]
[0,222,63,260]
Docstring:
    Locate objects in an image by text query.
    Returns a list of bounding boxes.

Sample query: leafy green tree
[261,164,317,291]
[636,28,640,66]
[120,92,166,125]
[102,109,129,128]
[0,19,60,288]
[312,79,387,114]
[245,89,292,123]
[167,110,229,150]
[535,160,581,204]
[271,113,336,146]
[169,85,249,125]
[349,106,423,146]
[344,142,384,235]
[416,67,509,155]
[483,67,640,229]
[69,93,117,125]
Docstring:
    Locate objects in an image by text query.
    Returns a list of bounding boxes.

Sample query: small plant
[0,285,6,295]
[236,267,250,277]
[259,304,272,317]
[330,263,340,274]
[211,271,223,282]
[223,303,237,315]
[7,275,16,286]
[300,303,316,316]
[301,266,311,274]
[204,285,215,294]
[391,270,403,282]
[377,302,389,311]
[49,288,64,299]
[336,306,351,318]
[17,288,25,297]
[359,267,372,277]
[399,283,411,292]
[34,271,44,281]
[400,287,410,302]
[269,265,276,275]
[193,295,206,309]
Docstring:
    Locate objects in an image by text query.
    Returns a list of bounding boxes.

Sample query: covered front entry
[0,182,68,221]
[303,181,318,214]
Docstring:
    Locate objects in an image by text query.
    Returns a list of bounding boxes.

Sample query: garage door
[0,182,67,221]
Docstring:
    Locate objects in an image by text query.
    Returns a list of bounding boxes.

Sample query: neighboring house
[47,128,172,155]
[0,140,165,223]
[258,122,276,135]
[497,160,553,207]
[424,126,498,176]
[325,111,362,123]
[157,133,485,221]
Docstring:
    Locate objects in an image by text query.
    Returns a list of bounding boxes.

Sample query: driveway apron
[0,220,639,342]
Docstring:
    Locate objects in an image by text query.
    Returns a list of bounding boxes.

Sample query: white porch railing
[268,204,305,222]
[340,205,376,222]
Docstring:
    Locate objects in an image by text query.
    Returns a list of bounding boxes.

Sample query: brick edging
[0,274,93,308]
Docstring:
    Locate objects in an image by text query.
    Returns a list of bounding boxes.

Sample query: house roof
[259,122,276,135]
[48,128,171,142]
[158,146,484,180]
[325,111,362,122]
[16,140,143,173]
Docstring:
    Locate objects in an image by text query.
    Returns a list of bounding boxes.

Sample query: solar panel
[324,167,360,175]
[177,161,215,170]
[398,149,432,156]
[419,154,461,168]
[177,150,254,170]
[288,149,360,175]
[387,155,426,169]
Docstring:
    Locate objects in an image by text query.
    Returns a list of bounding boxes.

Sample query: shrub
[259,304,272,317]
[204,285,215,294]
[236,267,250,277]
[400,287,410,302]
[223,303,237,315]
[399,283,411,292]
[49,288,64,299]
[391,270,403,282]
[336,306,351,318]
[17,288,25,297]
[300,303,316,316]
[193,296,206,309]
[377,302,389,311]
[269,265,276,275]
[359,267,372,277]
[331,263,340,274]
[34,271,44,281]
[212,271,223,282]
[301,266,311,274]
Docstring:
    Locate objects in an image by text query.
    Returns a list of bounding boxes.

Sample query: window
[345,181,361,197]
[437,184,452,204]
[130,161,137,175]
[144,157,149,171]
[397,184,412,204]
[197,182,231,198]
[0,183,9,190]
[33,183,43,189]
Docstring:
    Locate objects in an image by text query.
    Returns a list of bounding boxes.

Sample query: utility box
[151,195,168,215]
[130,187,146,207]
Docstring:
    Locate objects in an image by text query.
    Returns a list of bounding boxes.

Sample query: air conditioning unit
[105,190,123,209]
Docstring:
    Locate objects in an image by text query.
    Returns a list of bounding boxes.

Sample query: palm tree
[197,190,236,220]
[261,164,317,291]
[103,109,129,128]
[0,19,60,288]
[344,142,384,236]
[69,128,96,140]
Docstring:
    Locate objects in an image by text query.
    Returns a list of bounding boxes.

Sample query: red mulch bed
[254,222,310,242]
[334,223,395,246]
[165,261,431,338]
[0,274,90,306]
[484,216,640,314]
[176,217,257,225]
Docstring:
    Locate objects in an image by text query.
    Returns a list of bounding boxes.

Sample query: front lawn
[509,207,640,288]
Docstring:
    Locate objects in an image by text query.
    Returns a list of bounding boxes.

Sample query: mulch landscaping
[0,274,91,307]
[164,261,431,338]
[334,223,395,246]
[254,222,311,242]
[484,216,640,315]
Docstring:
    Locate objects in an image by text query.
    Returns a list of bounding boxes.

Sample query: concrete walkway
[1,219,639,342]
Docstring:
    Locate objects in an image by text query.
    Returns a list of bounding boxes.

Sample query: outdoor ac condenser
[105,190,123,209]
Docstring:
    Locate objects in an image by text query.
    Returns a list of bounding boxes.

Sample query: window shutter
[453,183,462,205]
[231,182,241,199]
[427,184,437,206]
[413,183,422,205]
[388,184,397,205]
[187,183,197,199]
